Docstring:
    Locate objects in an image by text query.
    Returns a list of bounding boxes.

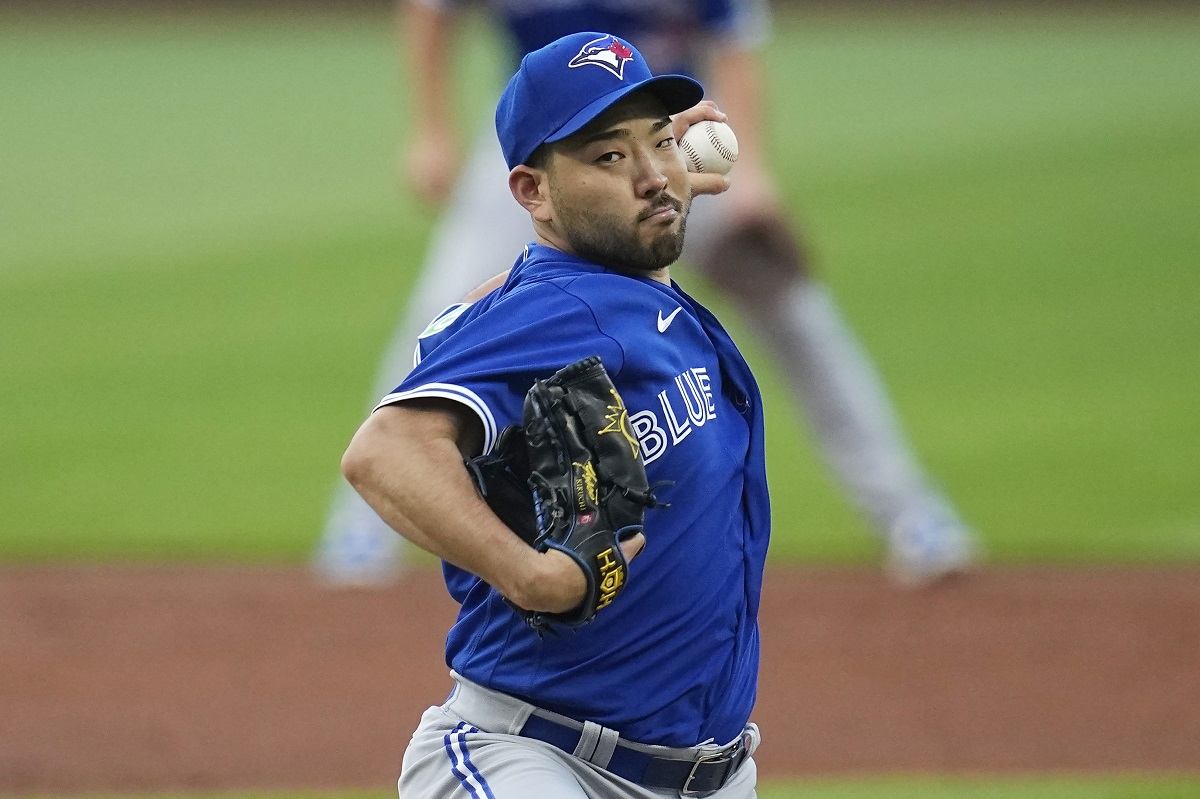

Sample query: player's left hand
[464,356,660,632]
[522,533,645,615]
[671,101,732,197]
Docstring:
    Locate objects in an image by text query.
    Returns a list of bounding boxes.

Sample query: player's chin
[643,229,686,268]
[638,212,685,242]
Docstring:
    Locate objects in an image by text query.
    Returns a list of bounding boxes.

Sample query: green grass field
[1,6,1198,569]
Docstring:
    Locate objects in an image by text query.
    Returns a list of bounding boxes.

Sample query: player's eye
[657,136,676,149]
[595,151,623,164]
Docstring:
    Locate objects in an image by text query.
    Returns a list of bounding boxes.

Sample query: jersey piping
[374,382,500,455]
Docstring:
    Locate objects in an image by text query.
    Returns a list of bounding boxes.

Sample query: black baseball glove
[465,356,660,631]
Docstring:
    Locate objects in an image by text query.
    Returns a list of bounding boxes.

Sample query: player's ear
[508,165,553,223]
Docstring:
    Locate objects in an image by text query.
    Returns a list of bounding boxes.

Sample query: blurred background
[1,0,1198,797]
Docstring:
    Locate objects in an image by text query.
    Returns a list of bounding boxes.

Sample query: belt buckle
[681,745,738,797]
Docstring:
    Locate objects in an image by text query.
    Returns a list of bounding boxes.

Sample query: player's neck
[533,234,672,286]
[636,267,672,286]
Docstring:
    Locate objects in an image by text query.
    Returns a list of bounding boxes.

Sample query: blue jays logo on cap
[495,31,705,170]
[568,35,635,80]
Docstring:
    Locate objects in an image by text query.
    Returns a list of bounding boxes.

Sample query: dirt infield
[2,565,1198,794]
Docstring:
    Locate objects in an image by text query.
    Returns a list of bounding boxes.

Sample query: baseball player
[341,33,766,797]
[316,0,977,587]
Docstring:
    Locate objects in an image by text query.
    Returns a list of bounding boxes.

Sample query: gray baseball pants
[398,672,760,799]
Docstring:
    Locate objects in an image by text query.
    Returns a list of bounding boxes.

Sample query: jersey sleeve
[413,302,473,369]
[374,280,627,455]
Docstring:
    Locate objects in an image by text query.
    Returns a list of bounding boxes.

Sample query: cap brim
[542,74,704,149]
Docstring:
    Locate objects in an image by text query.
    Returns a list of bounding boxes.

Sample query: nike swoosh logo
[657,307,683,333]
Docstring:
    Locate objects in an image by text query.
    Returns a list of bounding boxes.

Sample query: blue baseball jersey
[376,244,771,748]
[419,0,771,76]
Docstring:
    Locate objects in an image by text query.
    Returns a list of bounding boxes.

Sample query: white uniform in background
[314,0,977,587]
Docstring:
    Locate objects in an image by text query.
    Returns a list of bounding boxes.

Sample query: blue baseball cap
[495,32,705,170]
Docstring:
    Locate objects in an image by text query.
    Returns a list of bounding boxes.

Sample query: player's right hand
[671,101,733,197]
[404,129,460,205]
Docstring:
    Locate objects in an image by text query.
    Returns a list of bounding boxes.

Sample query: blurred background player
[314,0,978,588]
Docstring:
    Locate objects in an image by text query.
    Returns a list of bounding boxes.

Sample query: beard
[551,186,689,275]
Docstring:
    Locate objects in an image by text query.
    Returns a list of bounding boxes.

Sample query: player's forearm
[706,46,767,167]
[342,407,526,584]
[341,406,583,610]
[402,0,456,137]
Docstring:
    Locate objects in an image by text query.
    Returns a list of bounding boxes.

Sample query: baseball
[679,120,739,175]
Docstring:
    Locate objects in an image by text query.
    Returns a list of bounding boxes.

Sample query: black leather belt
[519,714,749,796]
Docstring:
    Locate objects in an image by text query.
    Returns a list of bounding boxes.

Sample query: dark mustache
[637,193,684,221]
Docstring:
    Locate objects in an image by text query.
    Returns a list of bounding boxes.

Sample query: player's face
[545,93,691,275]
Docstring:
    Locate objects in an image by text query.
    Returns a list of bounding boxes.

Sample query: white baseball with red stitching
[679,120,739,175]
